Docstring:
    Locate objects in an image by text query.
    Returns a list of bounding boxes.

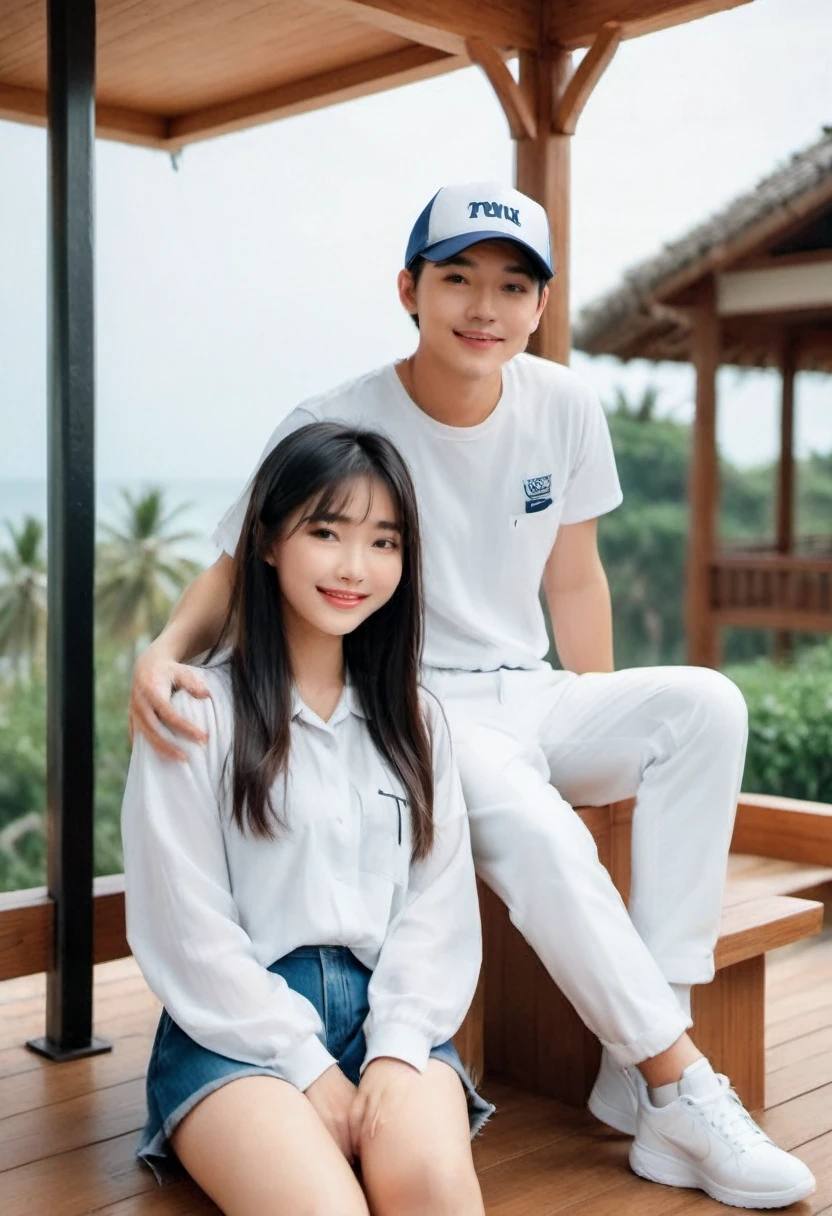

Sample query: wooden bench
[0,794,827,1116]
[453,800,825,1113]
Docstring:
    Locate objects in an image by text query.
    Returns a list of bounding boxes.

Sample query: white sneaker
[588,1049,638,1135]
[630,1059,816,1209]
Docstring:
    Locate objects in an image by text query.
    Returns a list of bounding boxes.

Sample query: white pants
[425,664,749,1068]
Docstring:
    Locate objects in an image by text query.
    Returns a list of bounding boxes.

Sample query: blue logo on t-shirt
[523,474,553,514]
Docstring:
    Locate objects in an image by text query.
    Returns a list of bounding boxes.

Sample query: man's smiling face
[399,239,549,380]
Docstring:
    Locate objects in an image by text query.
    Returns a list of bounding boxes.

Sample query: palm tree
[96,487,201,660]
[0,517,47,678]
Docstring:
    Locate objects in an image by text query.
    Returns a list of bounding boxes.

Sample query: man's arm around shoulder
[129,554,234,760]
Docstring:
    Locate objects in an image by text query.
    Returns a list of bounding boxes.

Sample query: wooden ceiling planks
[169,44,466,146]
[0,0,756,148]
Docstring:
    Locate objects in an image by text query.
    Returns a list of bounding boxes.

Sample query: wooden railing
[0,874,127,983]
[710,551,832,631]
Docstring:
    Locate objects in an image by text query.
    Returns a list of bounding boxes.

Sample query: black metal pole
[28,0,110,1061]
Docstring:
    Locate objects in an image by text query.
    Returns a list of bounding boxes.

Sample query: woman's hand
[305,1064,359,1162]
[129,645,211,760]
[349,1057,421,1148]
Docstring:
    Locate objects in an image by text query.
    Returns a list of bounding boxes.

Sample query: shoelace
[685,1076,771,1153]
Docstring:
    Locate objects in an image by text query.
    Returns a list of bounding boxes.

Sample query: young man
[130,182,814,1208]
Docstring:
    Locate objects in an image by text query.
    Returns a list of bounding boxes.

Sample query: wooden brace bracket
[553,22,622,135]
[465,37,537,141]
[468,21,620,142]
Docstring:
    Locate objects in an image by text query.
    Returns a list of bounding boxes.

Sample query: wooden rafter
[310,0,538,55]
[554,22,622,135]
[465,39,536,140]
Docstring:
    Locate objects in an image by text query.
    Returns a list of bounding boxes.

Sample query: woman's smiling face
[266,476,403,640]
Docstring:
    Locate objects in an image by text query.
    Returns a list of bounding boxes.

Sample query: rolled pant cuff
[651,953,716,987]
[600,1007,692,1069]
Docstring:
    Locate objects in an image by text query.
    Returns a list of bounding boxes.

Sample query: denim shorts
[138,945,495,1182]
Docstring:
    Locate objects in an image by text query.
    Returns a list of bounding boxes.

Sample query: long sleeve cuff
[280,1033,338,1092]
[361,1021,433,1076]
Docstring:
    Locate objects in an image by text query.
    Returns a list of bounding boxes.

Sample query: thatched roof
[573,129,832,371]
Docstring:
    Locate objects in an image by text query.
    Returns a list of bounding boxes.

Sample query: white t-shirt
[214,354,623,671]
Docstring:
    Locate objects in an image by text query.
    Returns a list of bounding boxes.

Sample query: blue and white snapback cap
[405,181,554,280]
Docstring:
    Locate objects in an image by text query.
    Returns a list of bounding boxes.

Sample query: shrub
[727,642,832,802]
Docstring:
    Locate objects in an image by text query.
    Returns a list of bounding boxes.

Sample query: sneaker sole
[587,1087,637,1137]
[630,1142,816,1209]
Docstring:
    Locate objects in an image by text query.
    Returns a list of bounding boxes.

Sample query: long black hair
[209,421,434,858]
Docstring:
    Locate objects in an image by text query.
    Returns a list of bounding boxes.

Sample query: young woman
[121,421,492,1216]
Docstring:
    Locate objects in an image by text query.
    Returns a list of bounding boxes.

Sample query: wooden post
[774,335,797,662]
[686,279,721,668]
[468,25,619,367]
[515,48,573,364]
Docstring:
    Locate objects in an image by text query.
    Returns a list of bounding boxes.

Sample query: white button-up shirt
[121,664,481,1093]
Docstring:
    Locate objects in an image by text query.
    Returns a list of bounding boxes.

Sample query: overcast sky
[0,0,830,484]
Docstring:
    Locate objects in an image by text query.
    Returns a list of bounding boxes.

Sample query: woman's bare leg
[171,1074,370,1216]
[358,1060,484,1216]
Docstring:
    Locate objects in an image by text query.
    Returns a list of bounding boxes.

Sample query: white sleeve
[212,406,317,557]
[362,699,481,1075]
[121,691,336,1092]
[560,387,623,525]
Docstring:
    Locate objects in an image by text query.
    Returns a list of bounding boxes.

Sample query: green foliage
[727,641,832,803]
[0,486,201,891]
[0,674,46,890]
[0,516,47,677]
[0,644,135,890]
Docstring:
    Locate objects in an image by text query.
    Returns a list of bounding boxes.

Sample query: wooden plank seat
[453,801,825,1115]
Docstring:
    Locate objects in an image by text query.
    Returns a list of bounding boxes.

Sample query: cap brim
[417,231,554,280]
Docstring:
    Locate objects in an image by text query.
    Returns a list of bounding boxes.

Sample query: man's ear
[529,282,550,335]
[397,267,418,318]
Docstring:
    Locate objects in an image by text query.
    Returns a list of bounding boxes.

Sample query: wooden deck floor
[1,927,831,1215]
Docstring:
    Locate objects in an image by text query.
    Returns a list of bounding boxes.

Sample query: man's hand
[349,1057,420,1148]
[129,646,211,761]
[305,1064,359,1162]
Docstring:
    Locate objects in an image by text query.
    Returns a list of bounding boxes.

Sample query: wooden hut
[574,130,832,665]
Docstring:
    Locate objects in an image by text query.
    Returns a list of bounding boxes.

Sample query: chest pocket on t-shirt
[358,786,411,887]
[509,504,561,540]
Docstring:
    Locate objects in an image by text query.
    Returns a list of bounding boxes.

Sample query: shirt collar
[291,681,367,726]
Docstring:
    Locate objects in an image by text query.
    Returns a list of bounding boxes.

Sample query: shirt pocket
[508,502,562,545]
[358,786,410,887]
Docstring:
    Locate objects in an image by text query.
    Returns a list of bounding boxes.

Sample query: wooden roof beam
[0,82,168,149]
[168,45,466,148]
[311,0,539,55]
[551,0,753,50]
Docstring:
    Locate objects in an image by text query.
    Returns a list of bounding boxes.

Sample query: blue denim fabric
[139,946,494,1182]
